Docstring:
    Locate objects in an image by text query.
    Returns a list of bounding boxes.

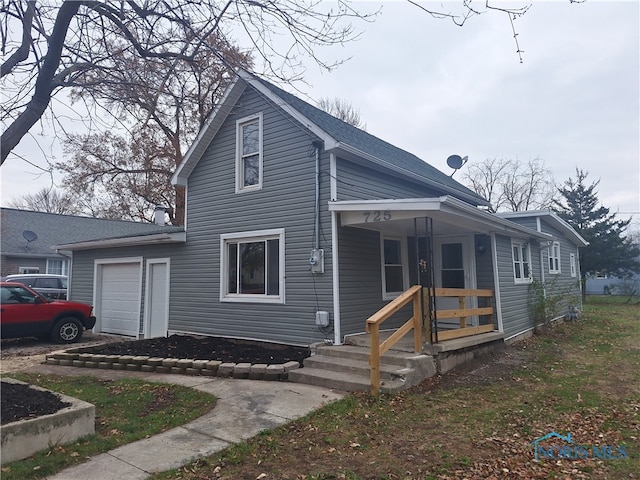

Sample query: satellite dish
[446,155,469,176]
[23,230,38,243]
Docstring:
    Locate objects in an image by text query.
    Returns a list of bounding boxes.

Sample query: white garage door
[98,262,141,336]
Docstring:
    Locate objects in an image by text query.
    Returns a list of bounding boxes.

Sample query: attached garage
[94,258,143,337]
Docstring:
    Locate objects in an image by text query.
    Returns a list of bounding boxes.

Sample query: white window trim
[548,241,561,274]
[381,235,408,300]
[220,228,285,304]
[235,113,263,193]
[569,253,577,278]
[512,240,532,284]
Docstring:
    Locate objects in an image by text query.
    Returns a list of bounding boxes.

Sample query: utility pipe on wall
[313,141,322,250]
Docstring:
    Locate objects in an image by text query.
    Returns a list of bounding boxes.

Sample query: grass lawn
[0,376,215,480]
[151,299,639,479]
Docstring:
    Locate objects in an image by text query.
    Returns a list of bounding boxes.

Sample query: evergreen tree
[553,169,640,295]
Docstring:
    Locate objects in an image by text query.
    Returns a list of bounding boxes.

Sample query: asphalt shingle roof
[1,208,182,256]
[250,75,487,205]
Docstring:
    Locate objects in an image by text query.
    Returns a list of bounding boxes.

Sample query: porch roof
[328,196,552,240]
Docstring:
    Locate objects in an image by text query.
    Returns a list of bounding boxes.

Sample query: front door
[434,236,477,329]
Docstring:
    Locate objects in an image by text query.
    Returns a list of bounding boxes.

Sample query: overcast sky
[1,1,638,229]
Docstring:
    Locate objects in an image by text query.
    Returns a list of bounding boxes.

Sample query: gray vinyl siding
[507,217,584,315]
[494,234,538,339]
[68,244,183,334]
[336,226,410,337]
[169,86,334,346]
[335,157,445,200]
[538,219,583,313]
[474,234,496,327]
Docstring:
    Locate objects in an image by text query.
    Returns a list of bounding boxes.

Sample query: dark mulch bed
[80,334,311,365]
[2,336,310,425]
[1,382,70,425]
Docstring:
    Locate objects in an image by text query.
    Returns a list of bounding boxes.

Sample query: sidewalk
[17,364,345,480]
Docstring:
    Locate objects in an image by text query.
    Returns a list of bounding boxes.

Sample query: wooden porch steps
[288,344,437,393]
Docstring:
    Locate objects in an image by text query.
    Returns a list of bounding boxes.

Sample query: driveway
[0,332,122,374]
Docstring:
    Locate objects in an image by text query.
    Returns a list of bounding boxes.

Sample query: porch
[290,285,505,394]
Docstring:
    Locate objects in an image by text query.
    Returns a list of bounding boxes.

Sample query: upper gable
[173,70,489,207]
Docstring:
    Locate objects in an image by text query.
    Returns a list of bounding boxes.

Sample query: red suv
[1,282,96,343]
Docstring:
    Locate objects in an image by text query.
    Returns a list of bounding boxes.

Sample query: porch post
[331,210,342,345]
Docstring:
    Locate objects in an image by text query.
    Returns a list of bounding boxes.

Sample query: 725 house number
[363,211,392,222]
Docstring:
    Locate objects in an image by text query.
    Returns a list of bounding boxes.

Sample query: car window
[34,278,60,289]
[0,285,38,304]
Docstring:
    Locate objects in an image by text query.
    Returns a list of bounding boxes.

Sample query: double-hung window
[548,241,561,274]
[569,253,577,277]
[220,229,285,303]
[382,237,406,299]
[236,114,263,193]
[512,241,532,284]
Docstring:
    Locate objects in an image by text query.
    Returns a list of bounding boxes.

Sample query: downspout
[313,141,322,250]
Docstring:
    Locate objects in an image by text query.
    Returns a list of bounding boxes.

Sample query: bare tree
[58,31,251,225]
[8,187,80,215]
[59,128,177,224]
[462,157,557,213]
[1,1,375,165]
[317,97,366,129]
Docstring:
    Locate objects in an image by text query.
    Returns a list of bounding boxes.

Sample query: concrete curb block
[45,350,301,382]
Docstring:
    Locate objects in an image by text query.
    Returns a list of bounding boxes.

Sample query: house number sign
[362,211,392,223]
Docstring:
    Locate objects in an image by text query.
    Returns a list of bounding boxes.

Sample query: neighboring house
[56,69,586,345]
[0,208,182,279]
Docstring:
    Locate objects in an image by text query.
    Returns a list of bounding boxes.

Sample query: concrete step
[313,344,425,367]
[288,367,406,393]
[303,354,412,381]
[290,343,438,393]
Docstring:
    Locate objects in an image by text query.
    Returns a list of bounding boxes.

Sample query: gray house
[57,69,586,346]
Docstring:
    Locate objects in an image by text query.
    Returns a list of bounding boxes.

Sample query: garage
[95,259,142,337]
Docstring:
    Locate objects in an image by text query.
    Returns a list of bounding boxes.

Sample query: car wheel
[52,317,83,343]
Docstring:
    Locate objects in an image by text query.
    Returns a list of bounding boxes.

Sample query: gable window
[569,253,577,278]
[548,241,561,274]
[235,114,263,193]
[382,237,406,299]
[46,259,68,276]
[220,229,284,304]
[512,241,532,284]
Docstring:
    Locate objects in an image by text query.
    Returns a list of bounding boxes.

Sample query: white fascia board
[54,232,186,251]
[333,143,490,208]
[238,70,339,150]
[172,76,245,186]
[329,196,550,240]
[498,210,588,246]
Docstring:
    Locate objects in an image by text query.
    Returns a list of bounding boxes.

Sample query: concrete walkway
[18,364,345,480]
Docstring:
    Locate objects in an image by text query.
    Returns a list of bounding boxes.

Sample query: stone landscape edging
[44,346,301,381]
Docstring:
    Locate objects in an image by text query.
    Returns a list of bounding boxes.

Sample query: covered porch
[328,196,549,393]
